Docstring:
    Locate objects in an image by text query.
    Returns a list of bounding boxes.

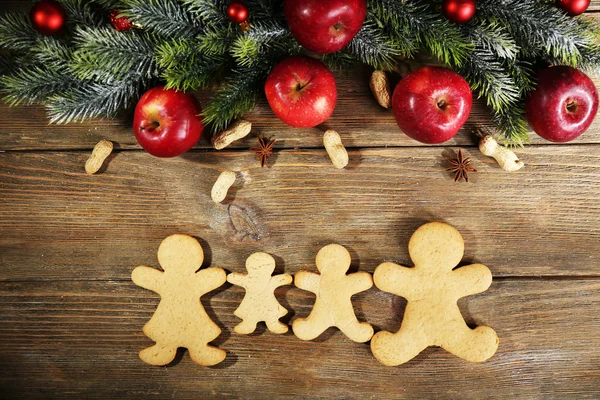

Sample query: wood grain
[1,3,600,399]
[1,147,599,281]
[0,279,599,399]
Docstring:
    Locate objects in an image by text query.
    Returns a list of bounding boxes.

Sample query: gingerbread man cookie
[132,234,227,366]
[227,252,293,334]
[370,222,499,366]
[292,244,374,342]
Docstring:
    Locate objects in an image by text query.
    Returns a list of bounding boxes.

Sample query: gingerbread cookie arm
[270,274,293,289]
[294,270,320,294]
[347,271,373,293]
[132,266,164,294]
[195,267,227,295]
[450,264,493,297]
[373,262,418,300]
[227,272,249,289]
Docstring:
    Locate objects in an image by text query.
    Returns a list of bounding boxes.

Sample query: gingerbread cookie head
[408,222,464,271]
[157,234,204,274]
[315,243,351,275]
[246,252,276,276]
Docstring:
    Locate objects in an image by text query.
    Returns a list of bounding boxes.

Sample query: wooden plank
[1,147,599,280]
[2,67,600,151]
[0,279,599,399]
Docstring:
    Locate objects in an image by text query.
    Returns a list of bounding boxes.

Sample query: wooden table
[1,3,600,399]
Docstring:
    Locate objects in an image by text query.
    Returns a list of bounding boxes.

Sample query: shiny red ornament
[442,0,476,24]
[110,10,134,32]
[30,0,66,36]
[226,0,249,24]
[555,0,590,16]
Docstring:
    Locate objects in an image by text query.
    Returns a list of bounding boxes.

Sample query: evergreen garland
[0,0,599,144]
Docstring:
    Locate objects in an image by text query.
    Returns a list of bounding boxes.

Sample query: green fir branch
[91,0,123,10]
[245,0,285,22]
[32,36,74,69]
[202,63,271,133]
[0,66,75,106]
[368,0,422,56]
[230,21,299,67]
[46,74,145,123]
[121,0,202,38]
[343,18,403,70]
[477,0,587,66]
[506,60,535,95]
[197,24,237,56]
[493,106,530,148]
[182,0,228,26]
[460,22,530,145]
[71,26,157,82]
[574,15,600,72]
[0,55,12,76]
[0,12,41,52]
[321,52,356,72]
[370,0,472,68]
[156,38,227,91]
[58,0,105,27]
[466,20,518,61]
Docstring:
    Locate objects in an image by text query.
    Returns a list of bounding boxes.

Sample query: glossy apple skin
[284,0,366,54]
[526,66,598,143]
[133,87,204,157]
[264,56,337,128]
[392,66,473,144]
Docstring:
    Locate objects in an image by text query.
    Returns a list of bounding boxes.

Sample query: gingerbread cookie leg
[441,322,498,363]
[371,327,429,366]
[139,343,177,366]
[188,343,226,367]
[265,318,288,334]
[292,309,331,341]
[235,319,258,335]
[338,320,374,343]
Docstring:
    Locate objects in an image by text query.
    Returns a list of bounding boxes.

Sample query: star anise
[251,136,276,167]
[446,149,477,182]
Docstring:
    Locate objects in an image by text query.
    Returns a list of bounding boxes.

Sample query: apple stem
[437,99,447,110]
[293,72,308,91]
[141,121,160,132]
[566,100,578,113]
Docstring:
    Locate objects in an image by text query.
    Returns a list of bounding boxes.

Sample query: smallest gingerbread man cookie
[292,244,374,343]
[227,252,293,334]
[371,222,499,366]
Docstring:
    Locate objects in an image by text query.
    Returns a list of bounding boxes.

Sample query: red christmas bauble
[555,0,590,16]
[110,10,134,32]
[226,1,249,24]
[30,0,66,36]
[442,0,476,24]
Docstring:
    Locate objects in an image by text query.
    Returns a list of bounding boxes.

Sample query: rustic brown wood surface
[1,1,600,399]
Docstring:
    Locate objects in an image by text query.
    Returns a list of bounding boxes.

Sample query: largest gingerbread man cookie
[371,222,499,366]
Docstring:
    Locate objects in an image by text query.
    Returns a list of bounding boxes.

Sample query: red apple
[133,87,204,157]
[264,56,337,128]
[392,66,473,144]
[526,66,598,143]
[284,0,367,54]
